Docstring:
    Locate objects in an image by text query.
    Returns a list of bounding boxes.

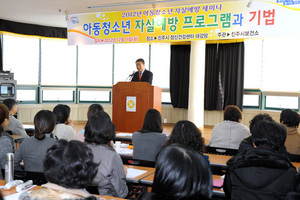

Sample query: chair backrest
[288,154,300,162]
[132,159,156,168]
[14,170,47,185]
[205,145,238,156]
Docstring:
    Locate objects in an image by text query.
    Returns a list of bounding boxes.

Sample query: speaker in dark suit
[131,58,153,85]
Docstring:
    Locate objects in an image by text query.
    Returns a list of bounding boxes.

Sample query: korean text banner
[67,0,300,45]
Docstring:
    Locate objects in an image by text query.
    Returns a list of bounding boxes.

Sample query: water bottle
[5,153,14,183]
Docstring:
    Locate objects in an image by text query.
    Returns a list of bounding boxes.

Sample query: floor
[73,122,213,145]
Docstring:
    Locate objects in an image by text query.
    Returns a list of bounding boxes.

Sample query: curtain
[170,45,191,109]
[0,19,67,38]
[205,42,244,111]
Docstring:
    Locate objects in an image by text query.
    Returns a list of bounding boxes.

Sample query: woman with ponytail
[14,110,57,172]
[0,103,14,179]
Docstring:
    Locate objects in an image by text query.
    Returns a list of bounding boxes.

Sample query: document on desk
[22,124,35,129]
[126,168,147,179]
[4,185,36,200]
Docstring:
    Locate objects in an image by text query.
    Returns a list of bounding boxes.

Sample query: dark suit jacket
[131,69,153,85]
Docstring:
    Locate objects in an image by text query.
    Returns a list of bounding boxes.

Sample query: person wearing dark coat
[131,58,153,85]
[224,120,300,200]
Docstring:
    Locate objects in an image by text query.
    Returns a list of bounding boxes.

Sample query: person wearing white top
[53,104,76,141]
[209,105,250,149]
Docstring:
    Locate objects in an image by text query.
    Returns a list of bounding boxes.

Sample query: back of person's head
[0,103,9,132]
[44,139,98,189]
[280,109,300,128]
[249,113,274,133]
[136,58,145,64]
[84,110,115,144]
[53,104,70,124]
[164,120,204,153]
[139,109,163,133]
[224,105,242,122]
[151,145,212,200]
[252,120,287,151]
[0,103,9,124]
[34,110,56,140]
[87,104,104,119]
[2,98,17,111]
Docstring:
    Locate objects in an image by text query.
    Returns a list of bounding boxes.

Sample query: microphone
[126,71,136,81]
[129,71,136,77]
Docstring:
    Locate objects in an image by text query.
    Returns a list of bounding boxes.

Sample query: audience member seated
[163,120,210,166]
[19,140,99,200]
[239,113,273,152]
[132,109,168,162]
[76,103,103,142]
[280,109,300,155]
[239,113,289,157]
[14,110,58,172]
[3,98,28,138]
[224,120,300,200]
[0,103,14,180]
[84,110,128,198]
[209,105,250,149]
[53,104,76,141]
[137,145,212,200]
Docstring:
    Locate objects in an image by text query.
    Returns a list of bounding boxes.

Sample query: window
[114,43,149,84]
[265,96,298,110]
[41,39,76,86]
[78,44,113,86]
[2,34,39,85]
[79,89,111,103]
[42,88,75,102]
[261,37,300,92]
[150,43,170,88]
[244,39,262,89]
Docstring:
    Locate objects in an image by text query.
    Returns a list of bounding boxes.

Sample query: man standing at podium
[131,58,153,85]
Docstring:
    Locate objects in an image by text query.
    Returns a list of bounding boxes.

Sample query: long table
[139,173,225,198]
[0,180,126,200]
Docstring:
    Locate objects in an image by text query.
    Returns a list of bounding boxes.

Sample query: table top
[125,165,155,183]
[0,180,125,200]
[139,173,225,197]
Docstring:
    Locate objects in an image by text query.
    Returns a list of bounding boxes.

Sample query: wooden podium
[112,82,162,133]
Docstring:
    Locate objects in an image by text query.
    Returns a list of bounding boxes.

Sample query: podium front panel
[112,82,161,133]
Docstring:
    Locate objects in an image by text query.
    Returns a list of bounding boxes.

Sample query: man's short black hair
[44,140,98,189]
[249,113,274,133]
[3,98,17,111]
[280,109,300,128]
[252,120,287,151]
[136,58,145,65]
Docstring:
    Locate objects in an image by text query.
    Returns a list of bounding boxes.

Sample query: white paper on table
[116,133,132,137]
[115,147,133,155]
[4,192,23,200]
[22,124,35,129]
[126,168,147,179]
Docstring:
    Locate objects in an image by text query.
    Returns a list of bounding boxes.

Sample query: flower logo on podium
[126,96,136,112]
[127,100,135,109]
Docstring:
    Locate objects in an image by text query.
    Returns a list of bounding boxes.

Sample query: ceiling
[0,0,240,28]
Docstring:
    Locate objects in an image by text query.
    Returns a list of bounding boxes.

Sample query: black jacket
[131,69,153,85]
[224,148,300,200]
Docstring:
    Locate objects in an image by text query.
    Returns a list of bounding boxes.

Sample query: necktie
[139,72,142,81]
